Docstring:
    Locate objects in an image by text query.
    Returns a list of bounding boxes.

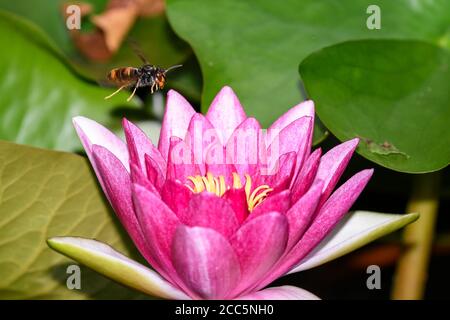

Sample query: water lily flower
[47,86,418,300]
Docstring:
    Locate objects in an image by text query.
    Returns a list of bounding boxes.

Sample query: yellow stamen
[247,186,273,211]
[232,172,242,188]
[213,177,220,196]
[201,176,211,192]
[207,172,215,193]
[244,174,252,201]
[219,176,226,196]
[185,172,272,212]
[187,175,204,193]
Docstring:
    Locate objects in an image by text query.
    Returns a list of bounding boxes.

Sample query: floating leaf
[166,0,450,141]
[359,136,409,159]
[299,40,449,173]
[0,140,147,299]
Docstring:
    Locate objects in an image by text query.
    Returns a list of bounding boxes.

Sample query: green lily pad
[0,11,139,151]
[299,40,450,173]
[0,140,146,299]
[168,55,203,103]
[166,0,450,141]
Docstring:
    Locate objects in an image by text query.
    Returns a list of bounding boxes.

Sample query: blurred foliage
[70,14,191,83]
[0,11,140,151]
[167,0,450,143]
[168,55,203,103]
[0,0,83,53]
[0,0,203,151]
[300,40,450,173]
[0,140,147,299]
[0,0,192,84]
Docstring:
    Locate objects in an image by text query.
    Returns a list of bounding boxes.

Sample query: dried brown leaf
[64,0,165,61]
[91,4,138,53]
[71,30,112,62]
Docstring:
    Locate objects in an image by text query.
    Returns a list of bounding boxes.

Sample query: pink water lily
[47,86,418,300]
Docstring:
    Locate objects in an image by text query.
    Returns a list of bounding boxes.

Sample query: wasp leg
[104,85,127,100]
[150,83,155,94]
[127,80,141,102]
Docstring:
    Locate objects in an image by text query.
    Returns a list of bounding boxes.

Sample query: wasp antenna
[165,64,183,73]
[127,39,149,64]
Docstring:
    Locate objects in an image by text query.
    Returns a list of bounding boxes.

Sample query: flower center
[185,172,273,212]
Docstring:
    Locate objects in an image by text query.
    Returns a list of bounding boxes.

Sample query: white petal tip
[289,211,420,273]
[47,237,190,300]
[236,286,320,300]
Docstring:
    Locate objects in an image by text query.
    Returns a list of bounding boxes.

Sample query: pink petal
[266,100,315,147]
[185,193,240,239]
[130,163,160,196]
[265,117,312,178]
[223,187,248,224]
[91,145,158,272]
[73,116,129,171]
[285,180,323,251]
[122,118,165,174]
[206,86,247,144]
[226,117,262,178]
[205,145,236,185]
[314,138,359,207]
[145,154,165,190]
[291,148,322,203]
[161,179,192,222]
[236,285,320,300]
[158,90,196,159]
[268,105,315,183]
[132,183,183,287]
[167,137,202,182]
[256,152,297,193]
[297,169,374,256]
[230,212,288,295]
[256,169,373,290]
[185,113,221,166]
[250,190,291,218]
[172,226,241,299]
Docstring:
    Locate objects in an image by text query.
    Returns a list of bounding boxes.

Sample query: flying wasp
[104,50,182,101]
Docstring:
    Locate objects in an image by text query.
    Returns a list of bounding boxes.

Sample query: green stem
[391,172,441,300]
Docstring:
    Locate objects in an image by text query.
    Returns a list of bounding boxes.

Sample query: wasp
[104,51,182,101]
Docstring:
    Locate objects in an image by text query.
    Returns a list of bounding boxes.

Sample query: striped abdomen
[107,67,140,85]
